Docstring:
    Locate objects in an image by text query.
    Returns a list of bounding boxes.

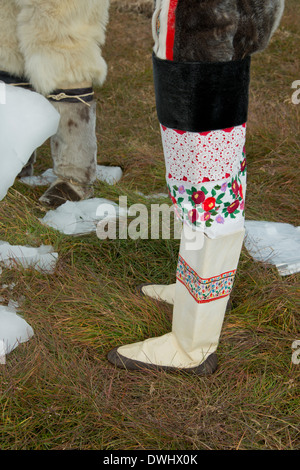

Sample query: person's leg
[108,0,284,373]
[38,92,98,208]
[16,0,110,207]
[108,0,248,373]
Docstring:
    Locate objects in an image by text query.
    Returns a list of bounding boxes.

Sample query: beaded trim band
[176,255,236,304]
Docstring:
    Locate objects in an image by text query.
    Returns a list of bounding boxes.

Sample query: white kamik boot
[138,283,176,305]
[107,52,249,374]
[108,226,245,374]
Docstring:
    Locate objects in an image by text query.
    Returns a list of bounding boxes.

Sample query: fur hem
[15,0,110,95]
[0,0,24,76]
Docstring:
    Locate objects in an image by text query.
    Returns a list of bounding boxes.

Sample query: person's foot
[107,345,218,375]
[39,179,93,209]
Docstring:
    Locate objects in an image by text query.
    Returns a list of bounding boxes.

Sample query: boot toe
[107,347,159,372]
[107,346,218,375]
[39,181,83,208]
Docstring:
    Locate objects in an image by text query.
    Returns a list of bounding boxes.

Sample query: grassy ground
[0,2,299,451]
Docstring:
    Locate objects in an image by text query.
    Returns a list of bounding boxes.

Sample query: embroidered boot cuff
[153,54,251,133]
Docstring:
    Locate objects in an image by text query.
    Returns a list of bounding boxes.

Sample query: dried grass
[111,0,154,18]
[0,2,299,451]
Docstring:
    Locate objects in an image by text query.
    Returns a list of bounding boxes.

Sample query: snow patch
[40,198,127,235]
[0,241,58,274]
[0,302,34,365]
[0,83,60,201]
[245,221,300,276]
[20,165,123,187]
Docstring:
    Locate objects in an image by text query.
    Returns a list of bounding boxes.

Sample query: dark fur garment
[173,0,284,62]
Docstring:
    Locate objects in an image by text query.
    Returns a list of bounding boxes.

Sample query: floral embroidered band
[162,123,247,235]
[177,255,236,304]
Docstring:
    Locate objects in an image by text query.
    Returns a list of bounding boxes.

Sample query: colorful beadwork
[177,255,236,303]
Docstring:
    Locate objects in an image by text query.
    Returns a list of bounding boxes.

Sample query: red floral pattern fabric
[163,124,247,236]
[162,124,246,183]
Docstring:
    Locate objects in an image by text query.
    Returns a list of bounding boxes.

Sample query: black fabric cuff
[0,70,32,89]
[153,54,251,133]
[47,87,94,104]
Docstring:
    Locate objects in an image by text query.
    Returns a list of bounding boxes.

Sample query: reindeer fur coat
[0,1,284,95]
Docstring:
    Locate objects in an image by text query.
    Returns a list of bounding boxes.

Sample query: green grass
[0,3,299,450]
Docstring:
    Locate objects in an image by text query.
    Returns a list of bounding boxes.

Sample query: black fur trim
[153,54,251,133]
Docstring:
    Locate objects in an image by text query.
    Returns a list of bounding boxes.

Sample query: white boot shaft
[115,228,245,369]
[172,226,245,363]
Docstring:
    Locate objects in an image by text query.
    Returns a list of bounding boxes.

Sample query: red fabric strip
[166,0,179,61]
[176,277,231,304]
